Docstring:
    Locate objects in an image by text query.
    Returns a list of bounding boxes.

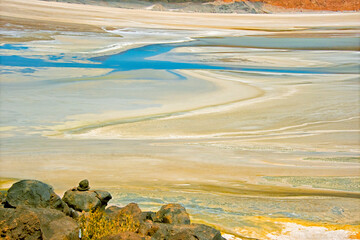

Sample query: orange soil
[220,0,360,11]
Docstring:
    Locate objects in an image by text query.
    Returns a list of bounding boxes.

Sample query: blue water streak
[0,44,29,50]
[0,42,338,74]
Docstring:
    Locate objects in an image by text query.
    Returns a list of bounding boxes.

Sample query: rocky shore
[0,179,225,240]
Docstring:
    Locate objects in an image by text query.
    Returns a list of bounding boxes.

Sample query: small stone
[77,179,90,191]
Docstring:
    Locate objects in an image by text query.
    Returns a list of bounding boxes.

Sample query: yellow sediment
[237,216,360,240]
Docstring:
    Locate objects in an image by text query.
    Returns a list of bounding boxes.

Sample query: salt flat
[1,0,360,238]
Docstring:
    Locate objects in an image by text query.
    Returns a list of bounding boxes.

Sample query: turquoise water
[2,37,357,74]
[0,42,225,71]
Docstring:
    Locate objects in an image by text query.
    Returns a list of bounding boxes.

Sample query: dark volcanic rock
[175,223,225,240]
[105,205,122,219]
[0,206,79,240]
[2,179,225,240]
[95,190,112,204]
[0,191,6,208]
[139,221,224,240]
[0,207,42,240]
[63,180,112,212]
[155,203,190,225]
[63,190,102,212]
[119,203,142,220]
[6,180,56,208]
[141,211,156,222]
[101,231,145,240]
[77,179,90,191]
[32,208,79,240]
[5,180,72,217]
[147,222,174,239]
[168,230,198,240]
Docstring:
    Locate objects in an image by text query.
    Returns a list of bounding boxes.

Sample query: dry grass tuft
[78,209,139,239]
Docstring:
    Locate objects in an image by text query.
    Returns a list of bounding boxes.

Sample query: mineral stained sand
[0,0,360,239]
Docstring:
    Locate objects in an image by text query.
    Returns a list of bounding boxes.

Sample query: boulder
[62,180,112,212]
[141,211,156,222]
[139,221,224,240]
[118,203,142,220]
[6,180,57,208]
[155,203,190,225]
[100,231,145,240]
[32,208,79,240]
[5,180,72,216]
[0,206,79,240]
[147,222,174,240]
[168,231,198,240]
[138,220,154,236]
[0,207,42,240]
[105,205,122,219]
[95,190,112,205]
[173,224,224,240]
[62,190,102,212]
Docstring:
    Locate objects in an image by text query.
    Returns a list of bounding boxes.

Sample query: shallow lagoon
[1,25,360,239]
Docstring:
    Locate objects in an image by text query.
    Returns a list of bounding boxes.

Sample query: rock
[119,203,142,220]
[141,211,156,222]
[0,191,6,208]
[101,231,144,240]
[32,208,79,240]
[138,220,154,236]
[0,206,79,240]
[140,221,224,240]
[155,203,190,225]
[0,191,6,202]
[63,190,102,212]
[168,230,198,240]
[6,180,56,208]
[115,203,142,231]
[173,224,224,240]
[5,180,71,216]
[0,207,42,240]
[105,205,122,219]
[62,181,112,212]
[77,179,90,191]
[95,190,112,204]
[147,222,174,239]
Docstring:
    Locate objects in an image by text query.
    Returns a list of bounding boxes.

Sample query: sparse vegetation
[78,209,140,240]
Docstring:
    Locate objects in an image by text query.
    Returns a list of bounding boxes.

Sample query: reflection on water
[1,26,359,239]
